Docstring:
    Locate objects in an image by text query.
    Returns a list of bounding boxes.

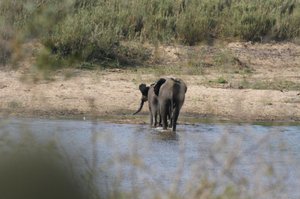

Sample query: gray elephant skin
[133,83,161,127]
[134,77,187,132]
[154,78,187,132]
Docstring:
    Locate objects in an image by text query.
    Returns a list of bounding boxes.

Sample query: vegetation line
[1,0,300,67]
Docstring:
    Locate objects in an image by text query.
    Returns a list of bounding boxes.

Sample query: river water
[1,118,300,198]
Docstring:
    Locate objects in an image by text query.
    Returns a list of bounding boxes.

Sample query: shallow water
[1,118,300,198]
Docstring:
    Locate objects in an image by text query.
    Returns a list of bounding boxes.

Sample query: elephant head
[154,77,187,132]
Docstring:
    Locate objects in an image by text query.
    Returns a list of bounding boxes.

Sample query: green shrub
[272,5,300,40]
[177,9,215,45]
[1,0,300,67]
[223,0,299,41]
[0,28,12,66]
[0,0,73,66]
[45,8,119,61]
[44,1,155,66]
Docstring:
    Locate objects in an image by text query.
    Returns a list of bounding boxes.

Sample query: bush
[0,27,12,66]
[221,0,299,41]
[176,0,219,45]
[272,5,300,40]
[0,0,73,66]
[45,5,144,66]
[45,8,119,61]
[1,0,300,67]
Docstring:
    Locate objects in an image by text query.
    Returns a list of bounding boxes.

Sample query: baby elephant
[133,82,161,127]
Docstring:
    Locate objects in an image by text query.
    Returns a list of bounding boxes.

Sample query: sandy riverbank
[0,42,299,123]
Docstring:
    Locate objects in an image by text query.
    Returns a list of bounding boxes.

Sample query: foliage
[0,132,87,199]
[0,0,300,67]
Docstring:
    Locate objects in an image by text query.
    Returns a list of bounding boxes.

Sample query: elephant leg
[172,107,180,132]
[168,106,173,128]
[154,111,158,127]
[158,111,162,127]
[152,105,159,127]
[160,101,169,130]
[149,110,153,127]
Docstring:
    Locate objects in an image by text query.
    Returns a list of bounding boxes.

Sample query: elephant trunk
[133,98,145,115]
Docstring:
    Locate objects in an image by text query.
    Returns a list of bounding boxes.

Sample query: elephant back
[154,77,187,97]
[153,78,167,96]
[171,78,187,102]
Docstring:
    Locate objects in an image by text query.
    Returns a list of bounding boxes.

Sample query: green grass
[246,79,300,91]
[1,0,300,67]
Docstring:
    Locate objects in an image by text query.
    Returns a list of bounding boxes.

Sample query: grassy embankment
[0,0,299,70]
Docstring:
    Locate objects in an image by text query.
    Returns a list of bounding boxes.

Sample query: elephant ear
[139,84,149,97]
[154,78,166,96]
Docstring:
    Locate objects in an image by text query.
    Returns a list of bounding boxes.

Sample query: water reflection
[150,130,178,141]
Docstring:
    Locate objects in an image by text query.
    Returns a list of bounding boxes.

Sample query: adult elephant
[154,78,187,132]
[133,82,161,127]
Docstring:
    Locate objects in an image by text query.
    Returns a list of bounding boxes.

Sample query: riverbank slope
[1,42,300,123]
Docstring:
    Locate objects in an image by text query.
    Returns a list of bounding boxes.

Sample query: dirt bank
[0,42,300,123]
